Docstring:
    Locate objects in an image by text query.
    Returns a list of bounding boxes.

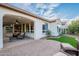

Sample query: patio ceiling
[3,14,33,25]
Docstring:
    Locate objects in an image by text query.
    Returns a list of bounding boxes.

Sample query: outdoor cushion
[61,43,77,51]
[17,33,25,39]
[21,33,24,35]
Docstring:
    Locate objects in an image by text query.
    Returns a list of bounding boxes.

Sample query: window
[6,25,13,33]
[57,26,59,32]
[57,26,62,34]
[42,23,48,33]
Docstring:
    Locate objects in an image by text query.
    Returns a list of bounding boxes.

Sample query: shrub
[46,30,51,37]
[68,20,79,35]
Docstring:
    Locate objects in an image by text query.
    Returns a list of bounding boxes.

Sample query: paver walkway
[0,39,60,56]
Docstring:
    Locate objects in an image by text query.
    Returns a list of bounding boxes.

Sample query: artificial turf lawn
[48,36,78,48]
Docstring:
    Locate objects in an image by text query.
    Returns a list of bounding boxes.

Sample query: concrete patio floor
[0,39,61,56]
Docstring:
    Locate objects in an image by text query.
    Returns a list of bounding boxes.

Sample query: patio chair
[60,41,79,56]
[9,32,20,41]
[17,32,25,39]
[9,35,17,42]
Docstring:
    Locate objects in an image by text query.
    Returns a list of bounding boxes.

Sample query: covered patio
[3,14,35,47]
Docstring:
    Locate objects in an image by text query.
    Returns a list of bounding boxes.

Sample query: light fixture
[15,20,19,24]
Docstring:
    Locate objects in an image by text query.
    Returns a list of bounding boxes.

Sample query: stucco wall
[34,19,47,39]
[0,14,3,48]
[25,32,34,38]
[48,23,59,36]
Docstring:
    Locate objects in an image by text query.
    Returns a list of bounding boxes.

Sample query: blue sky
[10,3,79,21]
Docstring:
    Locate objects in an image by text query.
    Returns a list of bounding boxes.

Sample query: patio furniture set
[9,32,26,42]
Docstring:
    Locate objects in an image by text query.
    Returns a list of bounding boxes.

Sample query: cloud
[43,9,53,16]
[26,3,60,16]
[36,3,60,19]
[10,3,60,20]
[49,4,60,8]
[36,4,47,9]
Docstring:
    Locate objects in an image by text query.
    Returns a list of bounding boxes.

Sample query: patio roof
[0,3,57,23]
[3,14,33,25]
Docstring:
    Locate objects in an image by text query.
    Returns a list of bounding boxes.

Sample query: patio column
[29,23,31,32]
[24,24,26,32]
[34,20,42,40]
[13,24,14,33]
[3,26,6,36]
[21,24,23,33]
[0,15,3,48]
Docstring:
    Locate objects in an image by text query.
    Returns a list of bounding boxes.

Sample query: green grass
[48,36,78,48]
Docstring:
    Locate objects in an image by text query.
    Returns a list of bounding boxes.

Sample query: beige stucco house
[0,3,61,48]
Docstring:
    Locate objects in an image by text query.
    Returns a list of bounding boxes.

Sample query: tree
[68,19,79,34]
